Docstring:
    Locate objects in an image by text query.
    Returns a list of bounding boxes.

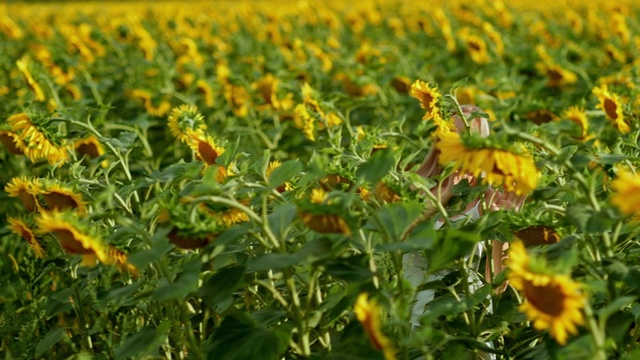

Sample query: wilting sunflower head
[38,180,88,214]
[5,176,43,212]
[507,241,585,345]
[168,104,207,143]
[0,129,25,155]
[7,217,45,258]
[35,210,111,266]
[354,293,396,360]
[296,187,353,236]
[6,112,69,165]
[436,131,539,195]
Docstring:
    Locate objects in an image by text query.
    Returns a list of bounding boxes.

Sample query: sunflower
[410,80,442,122]
[436,130,539,195]
[186,129,225,166]
[39,182,87,214]
[196,79,215,107]
[36,211,111,266]
[561,106,589,139]
[513,225,561,246]
[294,103,316,141]
[297,188,352,236]
[7,217,45,258]
[507,241,585,345]
[7,112,69,164]
[0,130,24,155]
[536,62,578,88]
[108,246,138,275]
[74,135,108,166]
[459,30,490,64]
[4,176,42,212]
[354,293,396,360]
[610,168,640,217]
[593,85,629,133]
[16,57,46,102]
[167,104,207,143]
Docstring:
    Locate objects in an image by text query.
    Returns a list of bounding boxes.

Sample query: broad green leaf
[36,328,65,357]
[365,201,423,243]
[598,296,636,321]
[206,314,291,360]
[199,264,247,310]
[268,203,297,238]
[114,321,170,360]
[355,148,395,184]
[427,228,479,272]
[128,227,172,269]
[268,159,303,189]
[153,256,202,301]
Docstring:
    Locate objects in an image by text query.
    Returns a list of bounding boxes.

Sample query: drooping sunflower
[39,181,87,214]
[410,80,442,122]
[4,176,42,212]
[354,293,396,360]
[593,85,629,133]
[167,104,207,143]
[7,217,45,258]
[507,241,585,345]
[36,211,111,266]
[561,106,589,139]
[74,135,108,167]
[0,129,24,155]
[7,113,69,164]
[16,57,46,102]
[610,168,640,217]
[435,130,539,195]
[297,188,352,236]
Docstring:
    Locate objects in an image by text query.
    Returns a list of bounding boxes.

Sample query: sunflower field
[2,0,640,359]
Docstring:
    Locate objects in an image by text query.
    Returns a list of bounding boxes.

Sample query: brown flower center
[603,98,618,120]
[54,230,93,254]
[523,279,564,316]
[197,141,219,165]
[76,142,101,158]
[42,192,80,211]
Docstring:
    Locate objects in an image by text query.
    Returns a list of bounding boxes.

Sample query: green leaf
[128,227,172,269]
[320,254,373,282]
[268,160,303,189]
[206,314,291,360]
[199,264,247,311]
[598,296,636,321]
[153,256,202,301]
[268,203,297,238]
[218,136,240,166]
[377,220,437,251]
[356,148,395,184]
[365,201,424,243]
[36,328,65,357]
[427,228,479,272]
[596,153,628,165]
[45,288,74,317]
[565,204,593,232]
[114,321,170,360]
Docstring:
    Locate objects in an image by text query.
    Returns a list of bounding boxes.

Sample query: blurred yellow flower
[354,293,396,360]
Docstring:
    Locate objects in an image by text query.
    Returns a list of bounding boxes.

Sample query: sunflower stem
[584,301,607,360]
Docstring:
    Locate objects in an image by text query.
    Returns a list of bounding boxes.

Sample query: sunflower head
[593,85,629,133]
[39,181,87,214]
[7,217,45,258]
[5,176,43,212]
[507,241,585,345]
[167,104,207,143]
[354,293,396,359]
[561,106,589,139]
[0,130,24,155]
[610,168,640,218]
[410,80,442,121]
[35,211,111,266]
[186,129,226,166]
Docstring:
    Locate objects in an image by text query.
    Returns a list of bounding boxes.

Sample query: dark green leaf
[153,256,202,301]
[114,321,170,360]
[36,328,65,357]
[128,227,172,269]
[356,149,395,184]
[206,314,291,360]
[200,264,246,310]
[268,203,297,238]
[365,201,423,242]
[427,228,479,272]
[268,160,303,189]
